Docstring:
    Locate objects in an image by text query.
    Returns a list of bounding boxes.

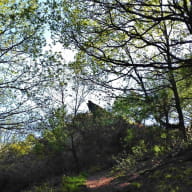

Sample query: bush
[61,175,86,192]
[113,125,186,174]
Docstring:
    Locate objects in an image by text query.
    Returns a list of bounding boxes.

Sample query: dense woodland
[0,0,192,191]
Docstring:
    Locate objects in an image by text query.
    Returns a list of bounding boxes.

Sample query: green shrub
[113,140,147,173]
[113,126,185,173]
[61,175,86,192]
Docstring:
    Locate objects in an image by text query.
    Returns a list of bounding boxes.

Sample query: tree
[67,73,94,173]
[112,92,152,124]
[49,0,192,139]
[0,0,57,132]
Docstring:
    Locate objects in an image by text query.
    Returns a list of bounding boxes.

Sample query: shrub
[61,175,86,192]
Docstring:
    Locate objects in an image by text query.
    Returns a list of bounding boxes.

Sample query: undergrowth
[112,126,190,174]
[22,175,86,192]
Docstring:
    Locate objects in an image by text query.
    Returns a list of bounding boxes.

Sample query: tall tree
[49,0,192,139]
[0,0,51,131]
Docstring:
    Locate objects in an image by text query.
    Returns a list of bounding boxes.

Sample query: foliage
[48,0,192,139]
[70,111,130,169]
[114,139,148,173]
[31,107,68,156]
[112,93,152,123]
[33,130,66,156]
[61,175,86,192]
[113,125,186,174]
[22,175,86,192]
[0,0,51,132]
[144,163,192,192]
[4,141,32,156]
[0,134,36,161]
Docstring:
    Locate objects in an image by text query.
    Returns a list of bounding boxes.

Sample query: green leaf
[160,133,167,139]
[153,145,161,153]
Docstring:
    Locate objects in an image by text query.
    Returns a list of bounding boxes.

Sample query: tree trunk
[162,19,187,140]
[70,134,80,173]
[168,71,187,140]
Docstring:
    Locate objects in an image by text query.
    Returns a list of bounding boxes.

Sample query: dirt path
[86,171,115,191]
[85,170,132,192]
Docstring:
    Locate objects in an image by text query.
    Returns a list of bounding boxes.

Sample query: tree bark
[168,70,187,140]
[70,134,80,173]
[162,18,187,140]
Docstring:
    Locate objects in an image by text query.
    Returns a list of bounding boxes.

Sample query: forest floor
[86,170,117,192]
[85,148,192,192]
[86,170,138,192]
[20,147,192,192]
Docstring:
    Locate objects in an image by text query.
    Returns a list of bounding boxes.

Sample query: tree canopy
[46,0,192,139]
[0,0,50,133]
[0,0,192,139]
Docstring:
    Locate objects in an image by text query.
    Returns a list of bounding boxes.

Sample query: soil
[85,170,138,192]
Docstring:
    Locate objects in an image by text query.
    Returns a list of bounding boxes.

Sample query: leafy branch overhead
[49,0,192,139]
[0,0,52,131]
